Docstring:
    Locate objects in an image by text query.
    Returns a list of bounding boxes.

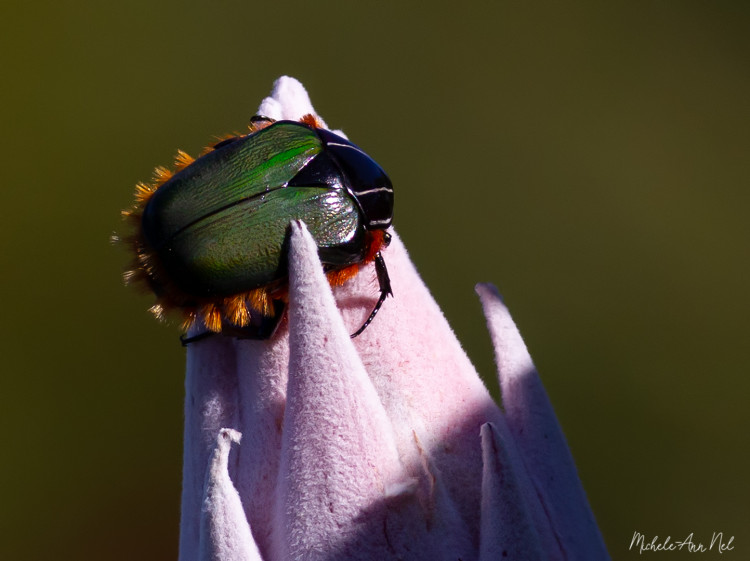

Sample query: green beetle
[123,115,394,341]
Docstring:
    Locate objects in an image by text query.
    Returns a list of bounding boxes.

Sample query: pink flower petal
[330,231,534,547]
[274,221,403,558]
[232,336,290,557]
[175,77,608,561]
[476,283,609,559]
[181,336,241,561]
[274,221,475,560]
[199,429,263,561]
[479,423,545,560]
[257,77,330,130]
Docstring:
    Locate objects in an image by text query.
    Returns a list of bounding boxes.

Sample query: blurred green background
[1,1,748,558]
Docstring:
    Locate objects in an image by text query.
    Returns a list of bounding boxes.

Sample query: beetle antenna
[350,252,392,338]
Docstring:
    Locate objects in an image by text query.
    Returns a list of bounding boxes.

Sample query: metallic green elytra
[128,117,394,340]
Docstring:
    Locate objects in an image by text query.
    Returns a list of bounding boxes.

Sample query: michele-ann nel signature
[630,531,735,554]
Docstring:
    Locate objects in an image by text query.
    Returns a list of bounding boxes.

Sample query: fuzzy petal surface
[199,429,263,561]
[181,336,241,561]
[257,76,330,129]
[330,232,553,551]
[176,77,608,561]
[272,222,473,560]
[479,423,545,561]
[477,283,609,559]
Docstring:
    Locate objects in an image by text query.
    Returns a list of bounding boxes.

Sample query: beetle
[122,114,394,343]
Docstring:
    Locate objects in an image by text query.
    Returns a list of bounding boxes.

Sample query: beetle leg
[350,252,392,338]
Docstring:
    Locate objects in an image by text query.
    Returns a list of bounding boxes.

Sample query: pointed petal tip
[218,427,242,446]
[257,76,323,125]
[286,218,353,344]
[478,421,554,561]
[271,75,305,94]
[289,217,305,235]
[476,279,534,382]
[475,282,503,303]
[479,421,495,441]
[476,298,609,558]
[288,220,322,275]
[200,428,262,561]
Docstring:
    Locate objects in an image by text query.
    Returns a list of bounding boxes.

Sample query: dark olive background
[2,2,748,559]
